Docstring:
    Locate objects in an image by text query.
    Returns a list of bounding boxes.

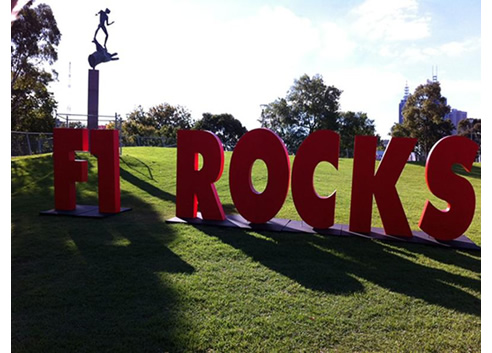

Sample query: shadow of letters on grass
[194,225,480,316]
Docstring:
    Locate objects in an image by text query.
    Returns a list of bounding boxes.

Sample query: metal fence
[121,135,174,147]
[11,131,176,157]
[11,132,54,156]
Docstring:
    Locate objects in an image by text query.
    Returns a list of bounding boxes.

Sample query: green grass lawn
[11,147,481,352]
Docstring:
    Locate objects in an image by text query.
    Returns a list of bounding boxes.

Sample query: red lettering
[349,136,417,236]
[229,128,290,223]
[170,129,478,245]
[90,130,121,213]
[418,136,479,241]
[291,130,339,229]
[53,128,89,210]
[176,130,225,220]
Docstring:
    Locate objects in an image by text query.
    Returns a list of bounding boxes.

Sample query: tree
[259,98,303,154]
[149,103,193,144]
[121,103,193,145]
[121,106,155,140]
[194,113,247,151]
[390,81,453,159]
[458,118,481,158]
[11,1,61,132]
[259,74,342,153]
[338,111,378,157]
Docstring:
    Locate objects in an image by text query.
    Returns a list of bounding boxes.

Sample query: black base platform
[40,205,132,218]
[166,213,480,251]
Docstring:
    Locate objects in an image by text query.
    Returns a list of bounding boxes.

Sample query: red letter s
[419,136,479,241]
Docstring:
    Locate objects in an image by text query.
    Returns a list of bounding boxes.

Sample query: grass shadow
[11,154,54,197]
[195,224,480,316]
[119,167,176,204]
[119,155,155,180]
[11,156,194,352]
[407,160,481,179]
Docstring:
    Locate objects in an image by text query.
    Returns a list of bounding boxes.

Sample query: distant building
[445,108,467,134]
[398,83,410,125]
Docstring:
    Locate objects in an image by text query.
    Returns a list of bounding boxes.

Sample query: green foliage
[11,1,61,132]
[458,118,481,152]
[194,113,247,151]
[391,81,453,158]
[122,104,193,145]
[339,111,378,157]
[259,74,342,153]
[11,148,481,352]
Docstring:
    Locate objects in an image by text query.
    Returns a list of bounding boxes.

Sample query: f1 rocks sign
[173,128,479,247]
[43,128,479,249]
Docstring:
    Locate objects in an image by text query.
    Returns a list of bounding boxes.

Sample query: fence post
[25,133,32,155]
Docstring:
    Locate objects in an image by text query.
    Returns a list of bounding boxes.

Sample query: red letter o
[229,129,290,224]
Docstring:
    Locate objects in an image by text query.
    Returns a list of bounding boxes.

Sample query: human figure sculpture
[89,8,118,69]
[94,8,114,48]
[88,37,119,69]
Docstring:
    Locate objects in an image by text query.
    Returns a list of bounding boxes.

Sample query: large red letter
[229,128,290,224]
[292,130,339,229]
[419,136,478,241]
[176,130,225,220]
[90,129,121,213]
[53,128,89,210]
[349,136,417,236]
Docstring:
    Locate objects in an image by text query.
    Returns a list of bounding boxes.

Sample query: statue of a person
[94,8,114,48]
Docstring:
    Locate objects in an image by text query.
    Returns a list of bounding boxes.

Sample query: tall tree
[391,81,453,159]
[194,113,247,151]
[338,111,378,157]
[259,74,342,153]
[11,1,61,132]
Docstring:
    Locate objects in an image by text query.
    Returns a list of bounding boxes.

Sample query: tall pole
[88,69,99,130]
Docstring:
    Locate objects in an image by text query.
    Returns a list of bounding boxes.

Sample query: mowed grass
[11,147,481,352]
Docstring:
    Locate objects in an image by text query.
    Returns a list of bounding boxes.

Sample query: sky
[42,0,481,137]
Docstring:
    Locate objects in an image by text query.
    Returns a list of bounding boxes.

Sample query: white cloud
[439,38,481,57]
[325,67,407,136]
[351,0,430,41]
[319,22,356,60]
[387,37,481,62]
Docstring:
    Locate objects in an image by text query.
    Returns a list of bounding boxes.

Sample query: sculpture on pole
[88,8,119,69]
[88,38,119,69]
[94,8,113,47]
